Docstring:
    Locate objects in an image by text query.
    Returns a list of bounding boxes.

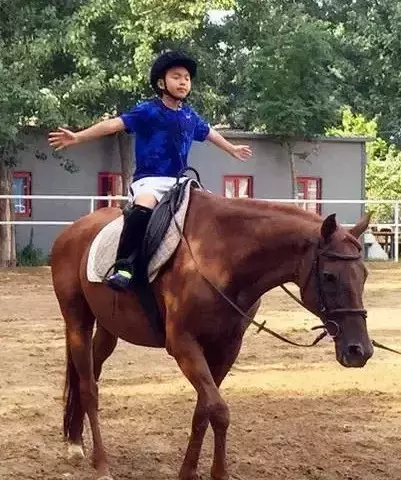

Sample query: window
[12,172,32,217]
[223,176,253,198]
[296,177,322,214]
[97,172,123,209]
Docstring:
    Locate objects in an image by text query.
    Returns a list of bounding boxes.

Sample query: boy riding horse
[49,51,252,290]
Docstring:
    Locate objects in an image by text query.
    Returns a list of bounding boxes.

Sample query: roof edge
[216,130,372,143]
[20,125,372,143]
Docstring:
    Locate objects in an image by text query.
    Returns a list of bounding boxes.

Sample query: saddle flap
[87,178,200,284]
[142,178,201,264]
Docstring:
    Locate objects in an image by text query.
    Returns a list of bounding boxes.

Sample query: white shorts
[128,176,187,203]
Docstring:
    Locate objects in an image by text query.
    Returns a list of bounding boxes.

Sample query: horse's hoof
[211,471,229,480]
[179,474,198,480]
[67,443,85,464]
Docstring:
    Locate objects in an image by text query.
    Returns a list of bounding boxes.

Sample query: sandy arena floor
[1,264,401,479]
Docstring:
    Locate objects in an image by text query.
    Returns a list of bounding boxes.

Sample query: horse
[51,189,373,480]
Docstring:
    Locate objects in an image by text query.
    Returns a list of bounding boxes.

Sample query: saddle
[87,170,203,338]
[134,176,202,337]
[141,175,201,268]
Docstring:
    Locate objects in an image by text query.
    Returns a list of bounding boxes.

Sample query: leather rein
[170,171,401,355]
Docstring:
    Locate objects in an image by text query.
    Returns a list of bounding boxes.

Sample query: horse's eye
[323,272,337,283]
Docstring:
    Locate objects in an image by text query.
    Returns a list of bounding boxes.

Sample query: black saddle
[141,176,202,265]
[126,168,203,340]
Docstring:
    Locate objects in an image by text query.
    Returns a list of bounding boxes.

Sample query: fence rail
[0,195,400,261]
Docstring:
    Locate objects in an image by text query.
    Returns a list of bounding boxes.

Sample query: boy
[49,51,252,291]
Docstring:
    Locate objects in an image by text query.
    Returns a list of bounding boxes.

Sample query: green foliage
[327,106,388,163]
[37,0,234,127]
[2,0,401,140]
[212,1,342,137]
[0,0,232,140]
[278,0,401,142]
[16,231,47,266]
[17,244,47,266]
[0,1,83,143]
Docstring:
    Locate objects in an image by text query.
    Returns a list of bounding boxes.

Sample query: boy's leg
[105,193,157,291]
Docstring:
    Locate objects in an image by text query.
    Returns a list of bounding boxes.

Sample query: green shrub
[17,242,47,266]
[16,228,48,267]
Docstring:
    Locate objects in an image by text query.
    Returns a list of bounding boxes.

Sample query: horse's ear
[321,213,337,242]
[349,212,372,239]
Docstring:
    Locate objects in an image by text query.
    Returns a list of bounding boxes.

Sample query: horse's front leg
[168,331,230,480]
[206,339,244,480]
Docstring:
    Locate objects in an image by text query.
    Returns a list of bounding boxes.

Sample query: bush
[17,242,47,266]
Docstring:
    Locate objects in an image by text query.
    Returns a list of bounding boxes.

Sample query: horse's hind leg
[65,323,117,460]
[93,324,118,382]
[62,294,112,479]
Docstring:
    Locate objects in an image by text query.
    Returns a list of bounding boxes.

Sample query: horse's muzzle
[338,341,374,368]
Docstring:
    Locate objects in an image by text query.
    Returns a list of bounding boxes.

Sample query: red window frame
[97,172,123,209]
[223,175,254,198]
[12,171,32,218]
[296,176,322,214]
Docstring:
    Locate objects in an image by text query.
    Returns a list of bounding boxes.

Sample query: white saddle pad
[87,180,195,283]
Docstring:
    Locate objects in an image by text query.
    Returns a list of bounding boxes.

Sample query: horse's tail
[63,338,81,440]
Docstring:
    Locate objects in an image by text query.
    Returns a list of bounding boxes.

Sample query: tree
[279,0,401,143]
[0,1,88,266]
[219,1,342,197]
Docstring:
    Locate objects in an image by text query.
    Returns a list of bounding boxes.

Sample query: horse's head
[299,213,373,368]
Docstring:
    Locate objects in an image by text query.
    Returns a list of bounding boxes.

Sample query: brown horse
[51,189,373,480]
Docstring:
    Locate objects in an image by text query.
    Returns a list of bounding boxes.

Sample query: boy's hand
[48,127,78,151]
[231,144,252,161]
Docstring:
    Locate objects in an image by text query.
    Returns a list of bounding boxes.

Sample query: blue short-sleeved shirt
[120,98,210,181]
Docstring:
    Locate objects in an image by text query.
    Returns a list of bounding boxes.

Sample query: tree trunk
[286,141,298,199]
[117,131,133,196]
[0,160,16,267]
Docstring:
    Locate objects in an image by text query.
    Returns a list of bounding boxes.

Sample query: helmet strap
[165,87,182,102]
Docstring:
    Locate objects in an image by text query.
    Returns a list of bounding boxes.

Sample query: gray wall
[13,131,366,255]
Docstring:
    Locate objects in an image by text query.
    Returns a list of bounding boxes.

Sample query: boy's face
[160,66,192,99]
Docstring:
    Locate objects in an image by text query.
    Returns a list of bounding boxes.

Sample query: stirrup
[103,258,134,290]
[103,270,133,291]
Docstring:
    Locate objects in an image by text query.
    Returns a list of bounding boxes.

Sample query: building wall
[12,131,366,255]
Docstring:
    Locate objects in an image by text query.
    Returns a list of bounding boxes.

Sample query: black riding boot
[104,204,153,291]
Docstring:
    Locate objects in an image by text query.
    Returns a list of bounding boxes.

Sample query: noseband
[312,244,367,339]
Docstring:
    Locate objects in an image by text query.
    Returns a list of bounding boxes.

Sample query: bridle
[307,241,367,340]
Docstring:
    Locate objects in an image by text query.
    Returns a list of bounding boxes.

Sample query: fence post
[90,198,95,213]
[395,201,400,262]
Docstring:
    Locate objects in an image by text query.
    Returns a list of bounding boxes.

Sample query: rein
[177,232,361,348]
[168,175,330,348]
[169,172,401,355]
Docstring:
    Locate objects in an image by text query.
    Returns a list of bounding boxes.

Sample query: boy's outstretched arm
[48,118,125,151]
[207,128,252,161]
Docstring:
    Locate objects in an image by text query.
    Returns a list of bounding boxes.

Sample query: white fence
[0,194,127,225]
[0,195,400,260]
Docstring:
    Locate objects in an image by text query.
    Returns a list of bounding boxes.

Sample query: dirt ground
[1,264,401,480]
